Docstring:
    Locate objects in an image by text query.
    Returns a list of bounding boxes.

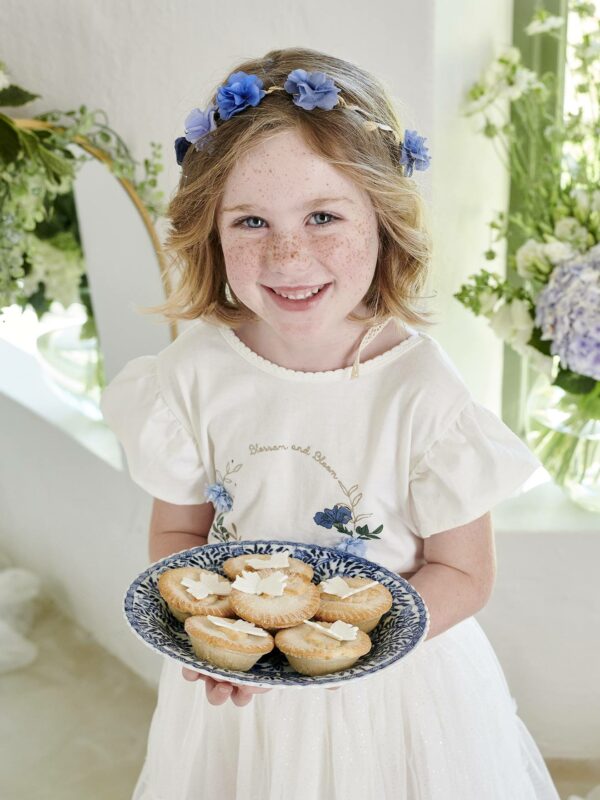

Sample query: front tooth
[275,286,323,299]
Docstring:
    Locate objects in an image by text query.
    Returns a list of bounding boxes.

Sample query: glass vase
[35,321,105,421]
[524,373,600,513]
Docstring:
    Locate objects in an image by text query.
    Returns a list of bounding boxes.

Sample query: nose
[265,234,313,278]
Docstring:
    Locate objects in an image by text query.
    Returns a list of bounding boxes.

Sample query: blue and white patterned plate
[123,540,430,689]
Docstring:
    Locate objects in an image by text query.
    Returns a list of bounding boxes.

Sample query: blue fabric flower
[399,129,431,176]
[174,136,191,167]
[204,483,233,513]
[334,537,367,558]
[283,69,341,111]
[216,71,266,121]
[313,505,352,529]
[184,105,217,144]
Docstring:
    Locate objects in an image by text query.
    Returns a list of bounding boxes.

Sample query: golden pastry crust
[184,615,274,656]
[222,553,314,581]
[157,567,234,622]
[230,570,320,629]
[275,621,372,676]
[314,576,393,631]
[185,615,274,671]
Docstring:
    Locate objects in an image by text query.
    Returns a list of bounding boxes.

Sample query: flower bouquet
[455,3,600,511]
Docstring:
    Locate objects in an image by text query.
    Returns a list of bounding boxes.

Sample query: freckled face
[216,129,379,340]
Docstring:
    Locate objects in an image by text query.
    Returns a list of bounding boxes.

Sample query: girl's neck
[232,317,408,373]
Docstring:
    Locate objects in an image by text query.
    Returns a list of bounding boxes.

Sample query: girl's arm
[407,512,496,641]
[148,498,214,562]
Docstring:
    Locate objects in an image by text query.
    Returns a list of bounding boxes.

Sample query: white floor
[1,598,599,800]
[0,598,156,800]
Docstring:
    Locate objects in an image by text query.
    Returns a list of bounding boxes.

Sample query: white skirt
[132,616,560,800]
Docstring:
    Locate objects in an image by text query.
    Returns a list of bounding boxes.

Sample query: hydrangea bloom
[399,130,431,177]
[535,245,600,380]
[216,71,266,121]
[283,69,341,111]
[184,106,217,143]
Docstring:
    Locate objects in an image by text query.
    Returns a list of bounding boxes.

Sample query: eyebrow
[221,196,355,213]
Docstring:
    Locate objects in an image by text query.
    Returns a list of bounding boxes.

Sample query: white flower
[488,298,534,347]
[553,216,589,250]
[573,188,590,215]
[500,67,543,101]
[478,289,501,316]
[516,239,550,280]
[525,15,564,36]
[499,46,521,65]
[541,240,577,265]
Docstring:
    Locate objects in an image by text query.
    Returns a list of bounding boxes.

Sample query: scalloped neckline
[218,322,423,382]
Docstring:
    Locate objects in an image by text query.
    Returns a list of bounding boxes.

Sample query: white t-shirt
[99,317,541,575]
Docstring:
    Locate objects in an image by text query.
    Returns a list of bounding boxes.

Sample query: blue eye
[235,212,337,229]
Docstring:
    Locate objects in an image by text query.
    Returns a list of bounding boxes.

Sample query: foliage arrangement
[455,3,600,491]
[0,58,165,348]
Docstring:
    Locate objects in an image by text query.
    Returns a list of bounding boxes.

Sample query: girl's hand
[182,667,271,706]
[182,667,340,703]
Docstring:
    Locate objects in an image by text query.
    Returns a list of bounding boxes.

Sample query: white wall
[3,0,597,758]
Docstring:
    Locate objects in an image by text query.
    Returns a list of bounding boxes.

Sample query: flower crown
[174,68,431,177]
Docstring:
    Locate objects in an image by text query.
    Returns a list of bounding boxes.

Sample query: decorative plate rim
[123,540,430,689]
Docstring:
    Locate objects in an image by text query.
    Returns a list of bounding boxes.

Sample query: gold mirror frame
[11,118,178,342]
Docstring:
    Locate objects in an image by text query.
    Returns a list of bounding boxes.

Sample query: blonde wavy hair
[140,47,436,331]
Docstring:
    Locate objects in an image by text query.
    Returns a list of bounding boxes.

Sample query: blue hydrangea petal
[184,106,217,144]
[217,71,266,121]
[284,68,341,111]
[399,129,431,176]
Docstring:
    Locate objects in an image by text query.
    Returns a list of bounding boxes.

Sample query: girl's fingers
[181,668,271,705]
[182,667,202,681]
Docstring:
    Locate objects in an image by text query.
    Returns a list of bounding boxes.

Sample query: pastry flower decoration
[303,620,359,641]
[181,573,231,600]
[207,615,270,638]
[232,569,289,597]
[246,551,292,569]
[319,576,378,599]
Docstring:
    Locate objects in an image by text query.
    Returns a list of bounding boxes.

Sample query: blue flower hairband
[174,68,431,177]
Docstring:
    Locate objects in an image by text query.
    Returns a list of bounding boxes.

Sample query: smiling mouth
[264,283,331,298]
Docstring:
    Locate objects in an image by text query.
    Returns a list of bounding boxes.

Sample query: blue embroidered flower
[314,505,352,529]
[204,482,233,513]
[283,69,341,111]
[399,129,431,176]
[334,537,367,558]
[216,71,266,121]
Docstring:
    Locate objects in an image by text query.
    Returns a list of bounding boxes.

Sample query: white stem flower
[525,16,565,36]
[488,299,534,347]
[478,289,501,317]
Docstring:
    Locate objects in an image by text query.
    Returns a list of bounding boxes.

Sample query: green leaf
[36,146,75,181]
[0,113,21,163]
[553,367,596,394]
[527,326,553,356]
[0,84,40,107]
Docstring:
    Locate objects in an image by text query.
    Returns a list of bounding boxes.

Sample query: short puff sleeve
[100,356,209,505]
[405,399,542,537]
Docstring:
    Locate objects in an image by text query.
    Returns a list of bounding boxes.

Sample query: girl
[100,48,561,799]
